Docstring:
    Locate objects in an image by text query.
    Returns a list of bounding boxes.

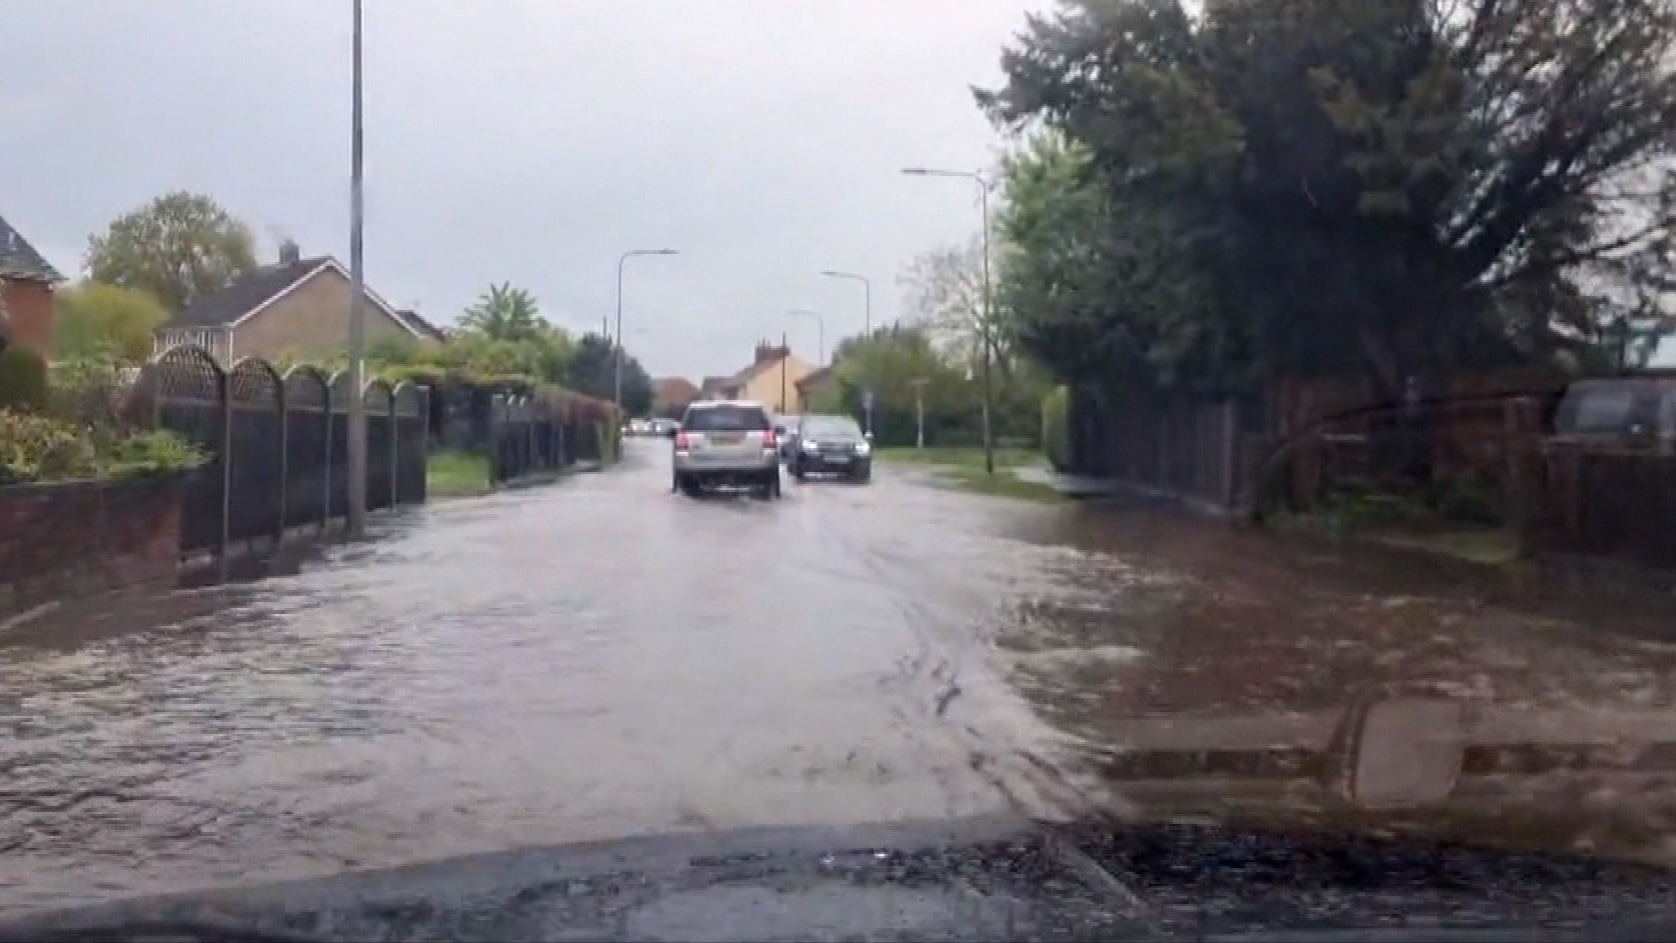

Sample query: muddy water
[3,440,1674,914]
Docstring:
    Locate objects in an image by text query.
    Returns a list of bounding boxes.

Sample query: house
[704,341,816,414]
[154,241,440,365]
[0,213,66,356]
[795,364,838,408]
[651,376,699,417]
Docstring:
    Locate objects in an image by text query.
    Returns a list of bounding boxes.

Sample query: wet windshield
[682,405,770,432]
[802,416,862,438]
[8,0,1676,940]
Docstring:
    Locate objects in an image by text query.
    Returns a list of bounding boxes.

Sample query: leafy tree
[459,282,543,342]
[900,239,1004,374]
[980,0,1676,396]
[85,191,258,313]
[53,281,171,363]
[821,326,980,446]
[566,332,653,416]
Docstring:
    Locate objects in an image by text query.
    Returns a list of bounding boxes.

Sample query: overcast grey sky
[2,0,1044,379]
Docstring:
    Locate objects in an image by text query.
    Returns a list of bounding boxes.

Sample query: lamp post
[902,166,995,477]
[614,248,679,415]
[346,0,369,537]
[788,309,825,366]
[818,270,872,336]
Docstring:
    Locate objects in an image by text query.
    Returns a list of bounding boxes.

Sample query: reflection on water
[1000,502,1676,867]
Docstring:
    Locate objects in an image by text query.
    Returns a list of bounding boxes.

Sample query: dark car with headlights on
[790,414,872,483]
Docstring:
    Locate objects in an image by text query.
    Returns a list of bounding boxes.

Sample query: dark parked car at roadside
[790,414,872,483]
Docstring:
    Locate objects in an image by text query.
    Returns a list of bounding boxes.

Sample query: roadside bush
[0,345,49,413]
[0,409,97,483]
[1041,385,1070,472]
[0,409,204,485]
[97,428,206,479]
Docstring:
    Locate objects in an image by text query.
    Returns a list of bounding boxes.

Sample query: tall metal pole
[819,271,872,336]
[613,248,679,416]
[901,167,995,476]
[613,254,626,414]
[789,309,825,366]
[977,178,995,478]
[346,0,368,537]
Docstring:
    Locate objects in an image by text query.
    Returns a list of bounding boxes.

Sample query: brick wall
[0,476,184,620]
[0,276,56,357]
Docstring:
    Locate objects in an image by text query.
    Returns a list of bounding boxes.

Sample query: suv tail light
[763,427,778,449]
[674,430,690,450]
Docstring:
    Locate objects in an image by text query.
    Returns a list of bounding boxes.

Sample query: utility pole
[901,167,996,476]
[910,378,929,450]
[780,330,789,413]
[345,0,368,537]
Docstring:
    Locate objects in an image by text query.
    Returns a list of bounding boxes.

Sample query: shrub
[0,410,97,483]
[98,429,206,479]
[1041,385,1071,472]
[0,345,49,413]
[0,410,204,485]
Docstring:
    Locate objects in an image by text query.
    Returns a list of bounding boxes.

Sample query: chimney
[278,239,301,266]
[754,341,789,366]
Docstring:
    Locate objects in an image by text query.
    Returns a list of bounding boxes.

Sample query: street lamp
[787,309,825,367]
[901,166,996,476]
[346,0,369,537]
[615,248,679,414]
[818,270,872,336]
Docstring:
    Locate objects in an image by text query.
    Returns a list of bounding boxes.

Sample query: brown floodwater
[3,439,1674,916]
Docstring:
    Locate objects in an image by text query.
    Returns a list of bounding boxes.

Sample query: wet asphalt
[6,437,1676,938]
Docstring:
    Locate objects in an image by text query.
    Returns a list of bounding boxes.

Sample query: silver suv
[672,400,782,499]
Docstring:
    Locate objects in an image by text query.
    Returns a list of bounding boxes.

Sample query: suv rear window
[683,405,770,432]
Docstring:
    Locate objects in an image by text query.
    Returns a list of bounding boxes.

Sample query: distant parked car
[789,414,872,484]
[672,400,782,499]
[651,418,679,438]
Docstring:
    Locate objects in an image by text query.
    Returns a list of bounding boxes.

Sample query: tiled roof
[0,214,64,283]
[394,308,447,342]
[796,365,835,390]
[171,255,332,327]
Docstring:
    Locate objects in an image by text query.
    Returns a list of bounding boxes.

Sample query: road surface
[5,438,1676,924]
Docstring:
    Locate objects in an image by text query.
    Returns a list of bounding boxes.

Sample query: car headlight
[854,441,871,455]
[801,439,821,451]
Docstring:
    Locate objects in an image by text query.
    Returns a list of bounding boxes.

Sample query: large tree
[980,0,1676,396]
[85,191,258,314]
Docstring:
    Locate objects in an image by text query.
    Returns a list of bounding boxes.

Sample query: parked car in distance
[673,400,782,499]
[773,415,803,462]
[789,414,872,483]
[651,418,679,438]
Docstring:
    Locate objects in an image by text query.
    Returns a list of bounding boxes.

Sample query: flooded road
[5,438,1676,916]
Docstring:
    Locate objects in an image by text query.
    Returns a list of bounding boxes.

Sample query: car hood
[7,816,1674,942]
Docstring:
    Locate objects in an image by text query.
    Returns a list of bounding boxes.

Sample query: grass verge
[876,446,1063,504]
[427,450,492,499]
[874,446,1040,469]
